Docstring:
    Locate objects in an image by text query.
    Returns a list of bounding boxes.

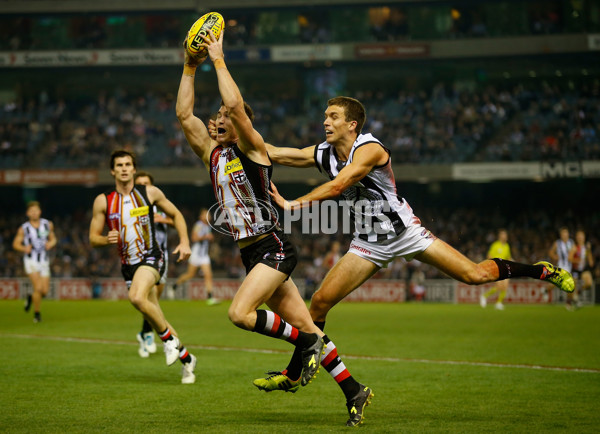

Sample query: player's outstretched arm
[273,142,387,210]
[89,194,117,247]
[203,31,268,162]
[265,143,316,168]
[175,45,214,167]
[148,186,191,262]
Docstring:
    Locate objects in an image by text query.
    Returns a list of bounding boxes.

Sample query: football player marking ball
[187,12,225,57]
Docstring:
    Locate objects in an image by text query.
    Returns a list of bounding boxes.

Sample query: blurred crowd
[0,1,591,51]
[1,204,598,294]
[1,80,599,169]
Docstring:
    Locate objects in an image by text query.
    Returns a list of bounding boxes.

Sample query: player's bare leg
[230,263,324,385]
[310,253,380,322]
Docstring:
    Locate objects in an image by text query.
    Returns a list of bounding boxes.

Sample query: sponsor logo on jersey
[130,206,149,217]
[108,213,120,220]
[224,158,243,175]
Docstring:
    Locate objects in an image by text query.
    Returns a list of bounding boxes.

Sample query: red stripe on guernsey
[270,314,281,335]
[334,369,351,383]
[322,348,339,367]
[287,326,299,343]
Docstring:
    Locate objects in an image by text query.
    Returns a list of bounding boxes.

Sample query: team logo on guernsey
[208,198,278,237]
[224,157,243,175]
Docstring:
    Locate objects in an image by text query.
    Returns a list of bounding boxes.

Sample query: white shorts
[24,257,50,277]
[348,223,436,268]
[189,252,211,267]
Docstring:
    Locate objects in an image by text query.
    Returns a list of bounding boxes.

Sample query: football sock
[179,346,192,364]
[492,258,546,280]
[320,335,361,400]
[253,310,317,348]
[141,319,153,334]
[158,328,175,342]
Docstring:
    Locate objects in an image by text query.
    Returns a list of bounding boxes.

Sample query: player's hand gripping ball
[186,12,225,57]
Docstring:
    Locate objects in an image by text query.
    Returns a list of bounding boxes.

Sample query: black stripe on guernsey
[313,145,322,173]
[320,145,333,178]
[350,141,390,169]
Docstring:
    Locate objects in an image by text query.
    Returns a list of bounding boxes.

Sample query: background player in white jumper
[13,201,57,323]
[134,171,175,357]
[548,226,575,308]
[89,150,196,384]
[568,229,594,309]
[171,208,218,305]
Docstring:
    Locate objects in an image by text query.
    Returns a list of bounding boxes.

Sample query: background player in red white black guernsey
[133,171,175,358]
[89,150,196,384]
[13,201,57,323]
[176,29,371,426]
[263,96,575,409]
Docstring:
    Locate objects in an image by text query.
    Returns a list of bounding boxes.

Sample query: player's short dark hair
[220,100,255,122]
[134,171,154,184]
[110,149,137,169]
[26,201,41,210]
[327,96,367,134]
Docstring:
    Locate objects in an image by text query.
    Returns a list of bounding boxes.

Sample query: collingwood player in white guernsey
[13,201,56,323]
[176,30,372,427]
[172,208,218,305]
[134,171,175,358]
[264,96,575,402]
[90,150,197,384]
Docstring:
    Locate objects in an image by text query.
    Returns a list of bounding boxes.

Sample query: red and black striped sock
[321,335,361,400]
[179,346,192,364]
[253,310,316,348]
[158,328,174,342]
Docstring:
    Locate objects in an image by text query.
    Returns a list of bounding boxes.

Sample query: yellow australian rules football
[186,12,225,57]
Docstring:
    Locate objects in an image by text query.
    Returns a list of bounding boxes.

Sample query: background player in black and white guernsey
[263,96,575,413]
[13,201,57,323]
[569,229,594,308]
[89,150,196,384]
[548,226,574,307]
[134,171,175,357]
[176,28,371,426]
[171,208,218,305]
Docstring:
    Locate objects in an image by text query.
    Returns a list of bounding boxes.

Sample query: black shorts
[121,254,165,289]
[240,231,297,278]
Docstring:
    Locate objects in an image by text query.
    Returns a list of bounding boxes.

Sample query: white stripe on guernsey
[264,311,275,332]
[5,333,600,374]
[321,341,335,362]
[329,362,347,379]
[282,323,293,339]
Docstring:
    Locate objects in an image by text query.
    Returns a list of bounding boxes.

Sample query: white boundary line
[4,332,599,374]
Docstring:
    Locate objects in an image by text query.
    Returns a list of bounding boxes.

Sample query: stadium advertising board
[354,43,430,59]
[56,279,92,300]
[187,279,241,300]
[457,280,550,304]
[0,279,20,299]
[99,279,129,300]
[344,280,406,302]
[0,169,98,185]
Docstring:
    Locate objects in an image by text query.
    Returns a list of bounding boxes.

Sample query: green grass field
[1,300,599,433]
